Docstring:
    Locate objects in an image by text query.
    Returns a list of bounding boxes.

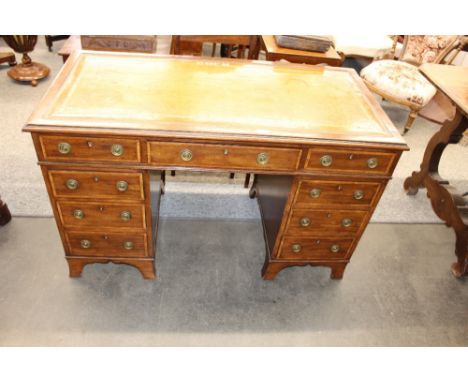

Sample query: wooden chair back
[397,35,463,66]
[170,35,260,59]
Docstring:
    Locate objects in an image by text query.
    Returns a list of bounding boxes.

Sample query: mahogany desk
[24,51,407,280]
[404,63,468,278]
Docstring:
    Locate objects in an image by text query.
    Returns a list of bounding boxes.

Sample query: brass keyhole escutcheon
[116,180,128,192]
[300,217,310,227]
[353,190,364,200]
[223,149,229,155]
[180,149,193,162]
[309,188,321,198]
[291,244,302,253]
[256,152,269,165]
[320,154,333,167]
[330,244,340,253]
[111,144,124,157]
[341,218,353,227]
[73,209,84,220]
[123,241,134,250]
[120,211,132,221]
[66,179,79,190]
[80,239,91,249]
[58,142,71,155]
[367,157,379,169]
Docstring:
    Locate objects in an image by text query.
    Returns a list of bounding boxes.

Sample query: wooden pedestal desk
[24,51,408,280]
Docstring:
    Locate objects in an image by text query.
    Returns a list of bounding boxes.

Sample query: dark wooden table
[404,63,468,278]
[262,35,343,66]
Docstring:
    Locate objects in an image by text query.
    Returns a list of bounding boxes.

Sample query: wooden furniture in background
[171,35,260,59]
[0,195,12,226]
[80,35,157,53]
[404,63,468,278]
[2,35,49,86]
[0,50,16,66]
[44,35,69,52]
[262,35,343,67]
[24,51,407,281]
[361,35,464,134]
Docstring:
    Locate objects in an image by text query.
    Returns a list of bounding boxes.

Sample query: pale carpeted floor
[0,36,466,223]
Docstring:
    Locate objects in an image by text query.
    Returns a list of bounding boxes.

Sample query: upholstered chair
[360,35,464,134]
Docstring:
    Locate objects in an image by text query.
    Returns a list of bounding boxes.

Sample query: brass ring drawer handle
[256,152,269,165]
[66,179,79,190]
[300,217,311,227]
[58,142,71,154]
[320,154,333,167]
[120,211,132,221]
[353,190,364,200]
[309,188,321,198]
[180,149,193,162]
[80,239,91,249]
[116,180,128,192]
[73,209,84,220]
[367,157,379,169]
[341,218,353,227]
[291,243,302,253]
[330,244,340,253]
[123,241,134,250]
[111,144,124,157]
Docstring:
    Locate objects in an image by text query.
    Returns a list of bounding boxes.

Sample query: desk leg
[67,258,156,279]
[404,112,465,195]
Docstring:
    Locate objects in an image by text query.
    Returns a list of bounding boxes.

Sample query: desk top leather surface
[420,63,468,116]
[26,51,406,147]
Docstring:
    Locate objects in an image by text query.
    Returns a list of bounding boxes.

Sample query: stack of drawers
[37,135,156,279]
[264,145,398,279]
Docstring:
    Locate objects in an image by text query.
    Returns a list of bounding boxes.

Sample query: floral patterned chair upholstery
[360,35,464,134]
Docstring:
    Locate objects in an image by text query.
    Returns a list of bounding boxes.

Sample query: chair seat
[361,60,437,107]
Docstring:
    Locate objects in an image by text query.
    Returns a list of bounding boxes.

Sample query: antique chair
[360,35,464,134]
[171,35,260,60]
[170,35,261,187]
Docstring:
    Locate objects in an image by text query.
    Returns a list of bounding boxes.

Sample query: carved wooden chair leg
[403,109,419,135]
[0,196,12,226]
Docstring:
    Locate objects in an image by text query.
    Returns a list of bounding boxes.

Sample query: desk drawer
[293,180,382,209]
[305,147,396,175]
[277,237,354,260]
[39,135,141,163]
[57,201,146,230]
[66,232,148,258]
[284,209,368,237]
[49,170,145,200]
[148,141,301,172]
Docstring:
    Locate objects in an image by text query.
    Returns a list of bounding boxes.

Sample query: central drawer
[66,232,148,258]
[57,201,146,230]
[48,170,145,200]
[148,141,302,171]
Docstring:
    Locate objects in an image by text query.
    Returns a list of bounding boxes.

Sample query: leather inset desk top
[27,52,406,147]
